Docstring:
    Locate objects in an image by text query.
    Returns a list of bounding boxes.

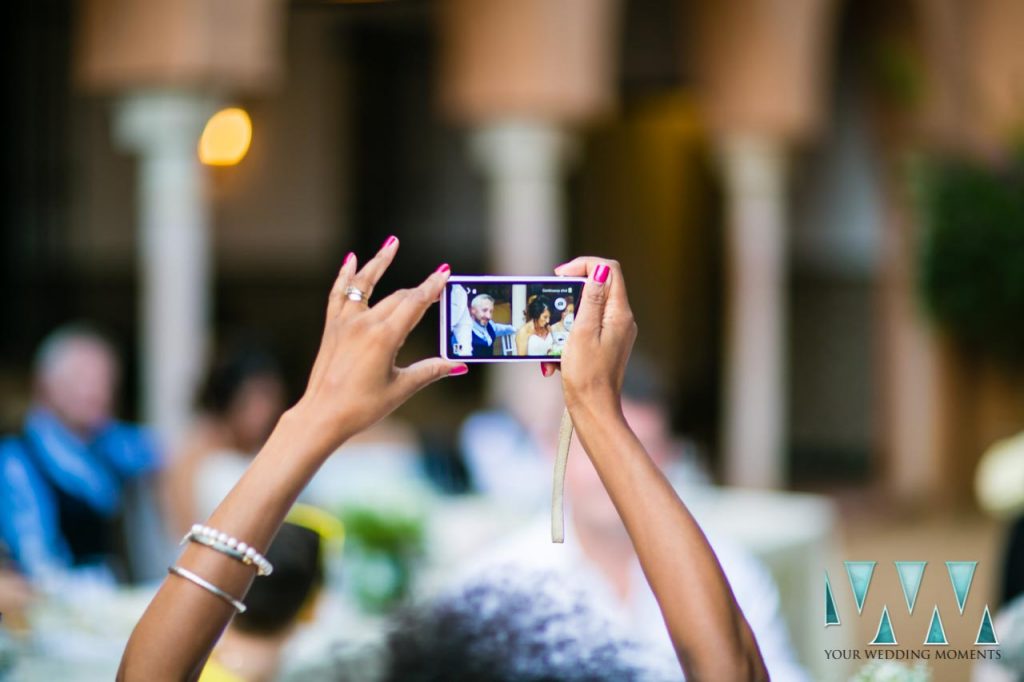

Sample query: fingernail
[593,264,610,284]
[554,262,570,272]
[540,364,551,377]
[435,263,450,274]
[381,235,398,250]
[343,252,355,266]
[448,365,468,376]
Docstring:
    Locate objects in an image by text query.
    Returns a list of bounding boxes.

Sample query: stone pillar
[77,0,286,442]
[719,135,789,489]
[439,0,619,419]
[114,92,215,443]
[694,0,833,488]
[469,121,573,411]
[470,122,572,275]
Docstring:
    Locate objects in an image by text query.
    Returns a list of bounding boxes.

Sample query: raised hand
[542,257,637,417]
[293,236,467,454]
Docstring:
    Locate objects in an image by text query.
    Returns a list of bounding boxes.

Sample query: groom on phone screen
[468,294,516,358]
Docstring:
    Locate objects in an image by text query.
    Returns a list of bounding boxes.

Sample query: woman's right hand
[291,236,467,456]
[544,257,637,418]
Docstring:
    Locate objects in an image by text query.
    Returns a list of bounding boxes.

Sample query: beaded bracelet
[181,524,274,577]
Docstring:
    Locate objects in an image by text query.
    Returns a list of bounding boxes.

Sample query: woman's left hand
[291,237,467,455]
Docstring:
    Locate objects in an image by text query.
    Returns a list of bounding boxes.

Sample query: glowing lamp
[198,107,252,166]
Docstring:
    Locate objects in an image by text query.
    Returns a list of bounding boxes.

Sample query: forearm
[118,408,335,681]
[569,401,768,681]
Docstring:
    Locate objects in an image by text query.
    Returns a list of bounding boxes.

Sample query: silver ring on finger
[344,285,369,303]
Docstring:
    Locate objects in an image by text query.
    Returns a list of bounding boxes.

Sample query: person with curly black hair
[118,244,768,681]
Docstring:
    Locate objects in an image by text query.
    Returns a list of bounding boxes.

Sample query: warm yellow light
[198,107,252,166]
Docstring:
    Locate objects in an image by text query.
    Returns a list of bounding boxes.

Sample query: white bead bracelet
[182,523,274,577]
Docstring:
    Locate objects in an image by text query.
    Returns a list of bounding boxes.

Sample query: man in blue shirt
[467,294,517,358]
[0,326,161,581]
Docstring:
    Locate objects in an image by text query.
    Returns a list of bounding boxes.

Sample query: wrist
[565,389,624,429]
[274,403,349,464]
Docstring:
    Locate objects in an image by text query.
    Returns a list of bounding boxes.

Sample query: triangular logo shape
[825,571,841,626]
[924,605,948,645]
[946,561,977,614]
[895,561,927,614]
[845,561,876,614]
[870,605,898,645]
[975,606,999,645]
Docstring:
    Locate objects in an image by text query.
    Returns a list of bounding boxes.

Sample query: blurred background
[1,0,1023,680]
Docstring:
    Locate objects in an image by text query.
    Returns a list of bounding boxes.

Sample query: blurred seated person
[515,296,555,357]
[449,358,807,681]
[0,325,161,581]
[164,344,286,536]
[199,522,323,682]
[467,294,516,358]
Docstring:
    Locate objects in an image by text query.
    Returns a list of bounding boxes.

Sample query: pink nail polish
[540,364,549,377]
[593,264,610,284]
[381,235,398,250]
[343,252,355,265]
[436,263,450,274]
[449,365,468,376]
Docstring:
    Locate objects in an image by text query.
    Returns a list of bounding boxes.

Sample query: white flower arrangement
[849,661,931,682]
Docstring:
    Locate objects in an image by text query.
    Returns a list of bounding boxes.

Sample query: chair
[500,334,516,356]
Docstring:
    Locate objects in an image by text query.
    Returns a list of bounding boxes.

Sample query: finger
[326,252,357,319]
[345,235,400,308]
[393,357,468,397]
[555,256,630,317]
[536,360,561,376]
[552,256,590,277]
[384,263,451,336]
[572,261,612,336]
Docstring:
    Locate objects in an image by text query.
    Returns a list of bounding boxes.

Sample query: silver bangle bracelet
[181,524,274,577]
[168,565,247,614]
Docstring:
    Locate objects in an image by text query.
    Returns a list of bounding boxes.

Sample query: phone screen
[442,277,586,362]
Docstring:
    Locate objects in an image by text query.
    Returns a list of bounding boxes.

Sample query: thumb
[395,358,468,396]
[574,262,611,335]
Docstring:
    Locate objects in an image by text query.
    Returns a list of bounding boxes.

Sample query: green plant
[918,152,1024,362]
[338,500,426,613]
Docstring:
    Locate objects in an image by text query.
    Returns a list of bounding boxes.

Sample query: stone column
[114,92,215,443]
[470,121,573,411]
[719,135,789,489]
[439,0,619,419]
[77,0,286,442]
[470,121,572,275]
[694,0,833,488]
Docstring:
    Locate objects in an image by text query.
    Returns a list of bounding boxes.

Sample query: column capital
[113,91,218,156]
[469,120,576,179]
[716,134,790,198]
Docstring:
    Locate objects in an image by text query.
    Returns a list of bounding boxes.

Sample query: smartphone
[440,276,587,362]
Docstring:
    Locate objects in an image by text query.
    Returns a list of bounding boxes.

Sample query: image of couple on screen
[450,284,574,358]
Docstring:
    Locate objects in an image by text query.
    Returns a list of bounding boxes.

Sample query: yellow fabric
[286,503,345,550]
[198,656,247,682]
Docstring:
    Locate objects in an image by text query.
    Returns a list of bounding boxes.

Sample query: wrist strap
[551,407,574,543]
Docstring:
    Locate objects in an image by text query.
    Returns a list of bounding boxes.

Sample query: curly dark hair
[526,296,553,325]
[382,567,655,682]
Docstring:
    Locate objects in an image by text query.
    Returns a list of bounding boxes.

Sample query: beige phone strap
[551,407,574,543]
